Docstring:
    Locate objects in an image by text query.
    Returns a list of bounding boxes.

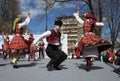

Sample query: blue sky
[18,0,88,33]
[18,0,110,38]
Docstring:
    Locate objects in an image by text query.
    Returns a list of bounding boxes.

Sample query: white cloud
[18,0,76,18]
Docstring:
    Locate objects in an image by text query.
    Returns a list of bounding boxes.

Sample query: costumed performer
[73,5,112,71]
[2,35,10,60]
[9,12,31,68]
[33,20,67,71]
[26,33,37,61]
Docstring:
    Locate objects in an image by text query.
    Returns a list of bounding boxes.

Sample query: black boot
[85,66,90,71]
[13,65,19,68]
[53,65,61,70]
[47,66,52,71]
[46,60,54,71]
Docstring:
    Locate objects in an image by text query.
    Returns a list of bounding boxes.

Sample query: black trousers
[39,48,44,59]
[46,44,67,67]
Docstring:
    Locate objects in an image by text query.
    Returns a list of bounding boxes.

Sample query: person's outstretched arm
[18,12,31,28]
[73,12,84,25]
[73,5,84,25]
[33,30,51,45]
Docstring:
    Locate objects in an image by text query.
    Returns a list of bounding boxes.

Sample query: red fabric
[82,33,101,44]
[3,44,9,51]
[9,35,28,49]
[38,41,44,48]
[3,54,8,60]
[28,54,35,61]
[46,30,61,43]
[3,39,9,51]
[24,39,31,47]
[85,57,91,66]
[25,37,37,53]
[83,20,95,33]
[29,33,33,37]
[10,24,28,50]
[108,51,114,58]
[3,38,10,51]
[15,25,23,35]
[75,33,100,58]
[75,38,83,58]
[75,16,100,58]
[83,13,97,21]
[107,51,114,62]
[30,43,37,52]
[39,46,44,48]
[28,54,30,61]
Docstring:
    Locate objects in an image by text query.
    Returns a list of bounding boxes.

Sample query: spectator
[69,42,75,59]
[38,40,45,59]
[107,49,115,63]
[114,50,120,65]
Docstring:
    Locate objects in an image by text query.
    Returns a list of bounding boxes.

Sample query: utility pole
[45,0,48,31]
[45,0,77,31]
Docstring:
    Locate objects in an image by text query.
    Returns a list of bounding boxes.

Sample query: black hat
[54,20,63,27]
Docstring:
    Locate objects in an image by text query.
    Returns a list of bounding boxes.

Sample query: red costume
[9,12,31,68]
[47,29,61,48]
[46,30,61,43]
[74,11,111,71]
[3,36,10,52]
[74,13,100,58]
[9,26,28,54]
[26,34,36,61]
[2,36,10,60]
[74,13,111,58]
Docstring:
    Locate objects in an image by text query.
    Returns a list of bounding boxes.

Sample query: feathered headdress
[13,17,21,32]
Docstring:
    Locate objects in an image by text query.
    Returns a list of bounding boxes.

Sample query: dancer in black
[34,20,67,71]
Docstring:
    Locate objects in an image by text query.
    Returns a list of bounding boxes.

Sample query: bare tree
[0,0,20,34]
[102,0,120,51]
